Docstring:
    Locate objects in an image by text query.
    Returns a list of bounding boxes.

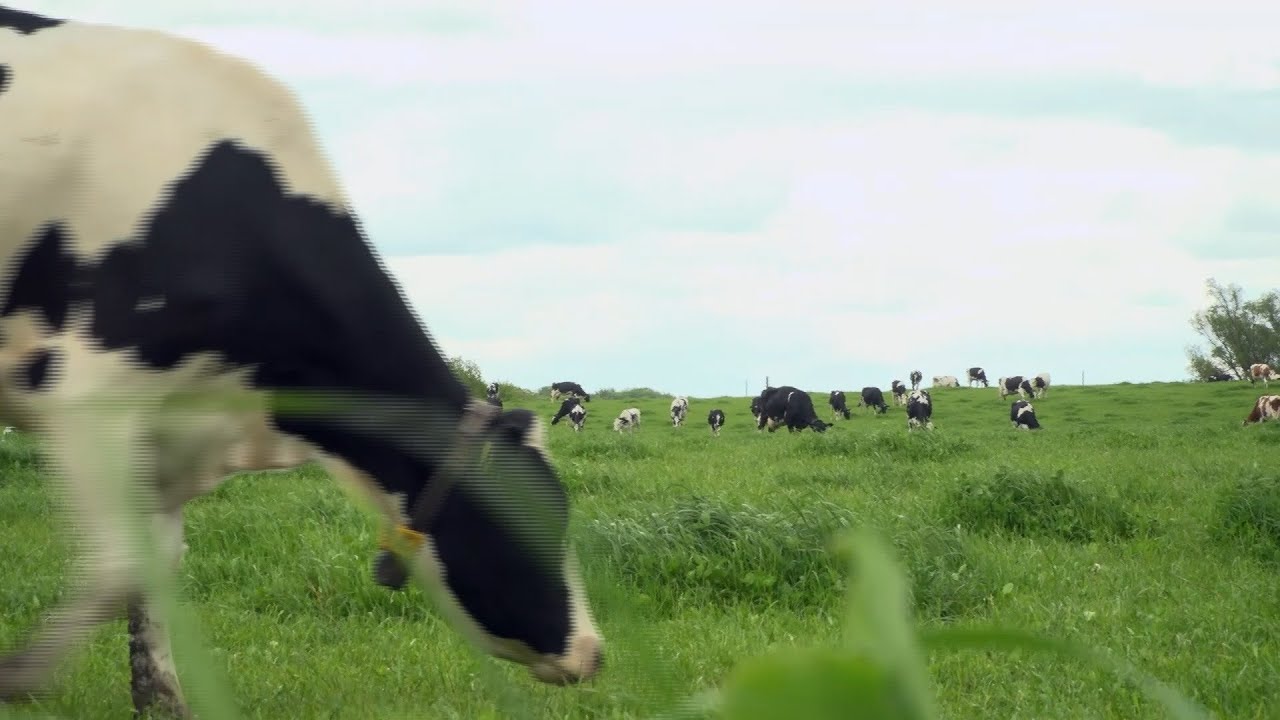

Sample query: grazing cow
[829,390,851,420]
[1010,400,1041,430]
[612,407,641,433]
[0,8,603,715]
[859,387,888,414]
[552,398,587,431]
[707,408,725,436]
[1026,374,1049,399]
[756,386,830,433]
[906,390,934,431]
[670,396,689,427]
[932,375,960,388]
[550,381,590,402]
[1243,395,1280,426]
[910,370,923,390]
[891,380,908,406]
[1250,363,1278,388]
[967,367,989,388]
[486,382,503,409]
[998,376,1027,400]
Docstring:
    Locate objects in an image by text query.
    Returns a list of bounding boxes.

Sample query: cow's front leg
[0,414,148,702]
[128,508,191,718]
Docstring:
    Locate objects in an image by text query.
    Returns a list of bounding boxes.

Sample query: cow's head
[371,405,603,685]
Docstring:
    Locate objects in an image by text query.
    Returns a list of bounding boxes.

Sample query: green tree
[1185,279,1280,380]
[444,355,487,397]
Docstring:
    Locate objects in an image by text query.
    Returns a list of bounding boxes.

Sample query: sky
[31,1,1280,397]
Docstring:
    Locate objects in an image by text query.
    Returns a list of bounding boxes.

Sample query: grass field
[1,380,1278,719]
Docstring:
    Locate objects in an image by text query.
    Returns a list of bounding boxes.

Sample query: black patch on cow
[22,348,56,390]
[0,64,9,96]
[0,7,64,34]
[1,223,80,331]
[1,139,574,655]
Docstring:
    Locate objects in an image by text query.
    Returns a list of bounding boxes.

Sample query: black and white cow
[909,370,923,390]
[756,386,830,433]
[1010,400,1041,430]
[859,386,888,414]
[1027,373,1049,399]
[891,380,907,406]
[552,398,587,431]
[550,381,590,403]
[998,375,1027,400]
[707,408,725,436]
[612,407,641,433]
[828,390,851,420]
[0,10,603,713]
[967,367,989,388]
[906,390,934,431]
[932,375,960,388]
[486,382,503,409]
[670,396,689,427]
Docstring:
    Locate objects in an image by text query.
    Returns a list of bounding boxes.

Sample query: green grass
[0,381,1278,718]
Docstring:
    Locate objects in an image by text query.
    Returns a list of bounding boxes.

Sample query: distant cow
[550,381,591,402]
[486,382,503,409]
[708,408,726,436]
[1010,400,1041,430]
[998,376,1026,400]
[1243,395,1280,426]
[910,370,923,390]
[859,387,888,414]
[552,398,587,431]
[967,367,989,387]
[613,407,641,433]
[829,390,851,420]
[1028,373,1050,399]
[1250,363,1278,388]
[756,386,830,433]
[891,380,907,406]
[670,396,689,427]
[1206,371,1234,382]
[932,375,960,388]
[906,390,934,431]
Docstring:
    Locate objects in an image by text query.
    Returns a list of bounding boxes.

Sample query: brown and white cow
[1250,363,1277,388]
[0,7,602,716]
[1243,395,1280,426]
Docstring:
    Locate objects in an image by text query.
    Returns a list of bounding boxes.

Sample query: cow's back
[1,17,349,262]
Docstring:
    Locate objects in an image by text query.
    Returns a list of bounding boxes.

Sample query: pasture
[0,380,1278,719]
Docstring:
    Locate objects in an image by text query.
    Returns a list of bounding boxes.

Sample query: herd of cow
[508,367,1054,437]
[519,362,1280,437]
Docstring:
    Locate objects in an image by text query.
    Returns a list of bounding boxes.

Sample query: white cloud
[22,1,1280,391]
[381,109,1279,389]
[35,1,1280,91]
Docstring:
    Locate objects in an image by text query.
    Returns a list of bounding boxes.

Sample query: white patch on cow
[932,375,959,388]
